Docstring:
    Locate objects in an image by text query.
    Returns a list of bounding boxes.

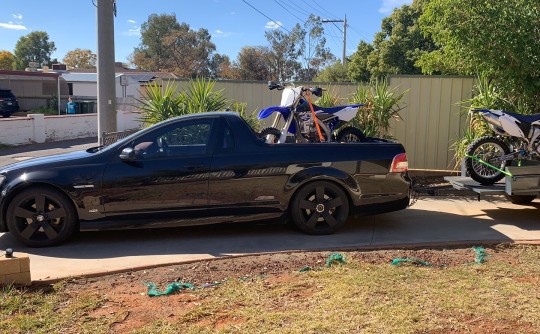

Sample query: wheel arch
[285,169,357,217]
[1,182,80,232]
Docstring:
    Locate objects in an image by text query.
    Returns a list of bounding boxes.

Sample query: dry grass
[1,244,539,333]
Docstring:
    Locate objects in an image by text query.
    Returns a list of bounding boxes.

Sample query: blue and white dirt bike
[258,81,365,143]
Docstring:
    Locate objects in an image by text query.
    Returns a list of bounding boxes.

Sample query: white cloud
[230,11,236,15]
[379,0,413,14]
[214,29,231,37]
[124,26,140,37]
[216,29,224,34]
[12,14,23,20]
[0,22,27,30]
[128,19,136,24]
[265,21,282,29]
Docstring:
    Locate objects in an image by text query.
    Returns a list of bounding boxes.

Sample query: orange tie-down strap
[305,91,325,142]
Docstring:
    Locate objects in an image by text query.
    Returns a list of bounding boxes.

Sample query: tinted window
[132,119,214,158]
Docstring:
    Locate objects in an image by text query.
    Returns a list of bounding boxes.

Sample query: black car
[0,89,20,117]
[0,112,411,247]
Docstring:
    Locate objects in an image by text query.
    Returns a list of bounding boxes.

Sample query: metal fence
[165,76,475,170]
[100,128,140,146]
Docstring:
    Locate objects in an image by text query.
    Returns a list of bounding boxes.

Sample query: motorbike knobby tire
[465,136,511,185]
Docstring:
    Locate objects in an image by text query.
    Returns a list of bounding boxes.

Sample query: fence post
[28,114,46,143]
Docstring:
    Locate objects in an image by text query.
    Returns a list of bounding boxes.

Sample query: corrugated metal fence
[169,76,475,170]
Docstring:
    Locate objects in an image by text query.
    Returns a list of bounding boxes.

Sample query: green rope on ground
[465,154,512,177]
[299,266,313,272]
[391,258,432,267]
[326,253,346,267]
[146,282,195,297]
[472,246,488,264]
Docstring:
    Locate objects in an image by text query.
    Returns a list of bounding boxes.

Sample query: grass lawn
[1,244,539,333]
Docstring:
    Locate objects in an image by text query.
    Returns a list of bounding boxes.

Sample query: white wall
[0,110,142,146]
[72,82,97,97]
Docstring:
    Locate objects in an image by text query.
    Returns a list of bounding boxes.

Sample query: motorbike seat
[504,110,540,124]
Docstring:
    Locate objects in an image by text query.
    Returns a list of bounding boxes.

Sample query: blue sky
[0,0,412,65]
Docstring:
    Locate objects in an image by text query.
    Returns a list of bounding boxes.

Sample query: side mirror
[268,81,279,90]
[119,147,136,161]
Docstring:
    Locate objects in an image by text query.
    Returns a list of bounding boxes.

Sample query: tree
[13,31,56,70]
[130,14,180,71]
[0,50,15,70]
[208,54,236,79]
[62,48,96,69]
[313,62,350,82]
[234,46,272,81]
[298,15,336,81]
[367,1,437,78]
[163,23,216,78]
[130,14,217,78]
[347,41,375,82]
[419,0,540,112]
[265,24,305,81]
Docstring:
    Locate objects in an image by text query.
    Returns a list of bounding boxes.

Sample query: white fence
[0,110,142,146]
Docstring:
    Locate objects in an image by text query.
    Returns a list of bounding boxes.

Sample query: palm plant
[349,79,407,138]
[185,77,228,114]
[315,86,340,107]
[229,101,260,132]
[136,81,186,126]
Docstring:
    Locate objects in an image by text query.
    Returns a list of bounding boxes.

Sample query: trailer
[445,163,540,204]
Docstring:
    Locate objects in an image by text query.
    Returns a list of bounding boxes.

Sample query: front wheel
[465,136,511,185]
[291,181,350,235]
[336,127,366,142]
[259,127,281,144]
[6,186,78,247]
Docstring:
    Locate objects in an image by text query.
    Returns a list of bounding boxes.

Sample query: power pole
[96,0,117,143]
[322,15,347,65]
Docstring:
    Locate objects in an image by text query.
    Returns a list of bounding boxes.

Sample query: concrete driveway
[1,196,539,283]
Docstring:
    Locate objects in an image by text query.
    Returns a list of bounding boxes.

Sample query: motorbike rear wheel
[465,136,511,185]
[336,127,366,142]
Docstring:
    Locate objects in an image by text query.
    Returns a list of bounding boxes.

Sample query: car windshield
[0,90,15,98]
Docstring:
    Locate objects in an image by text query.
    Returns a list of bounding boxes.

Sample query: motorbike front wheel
[259,127,281,144]
[336,127,366,142]
[465,136,511,185]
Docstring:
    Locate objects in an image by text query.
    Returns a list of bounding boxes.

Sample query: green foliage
[349,79,407,138]
[419,0,540,112]
[451,73,504,168]
[315,86,341,107]
[347,41,374,82]
[130,14,218,78]
[313,62,350,83]
[13,31,56,70]
[228,102,260,132]
[137,78,229,126]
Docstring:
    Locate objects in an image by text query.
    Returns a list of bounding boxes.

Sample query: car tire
[260,127,281,144]
[291,181,349,235]
[6,186,78,247]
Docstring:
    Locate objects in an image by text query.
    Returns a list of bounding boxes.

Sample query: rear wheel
[465,136,511,185]
[291,181,349,235]
[6,186,77,247]
[336,127,366,142]
[260,127,281,144]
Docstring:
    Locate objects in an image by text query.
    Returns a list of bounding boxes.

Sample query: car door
[100,118,216,225]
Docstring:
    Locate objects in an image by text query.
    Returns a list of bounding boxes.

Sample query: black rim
[11,193,67,243]
[298,185,345,230]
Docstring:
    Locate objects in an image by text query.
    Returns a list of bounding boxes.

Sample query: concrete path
[1,197,539,283]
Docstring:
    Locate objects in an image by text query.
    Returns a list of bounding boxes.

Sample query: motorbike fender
[500,114,525,137]
[333,106,359,122]
[258,106,291,120]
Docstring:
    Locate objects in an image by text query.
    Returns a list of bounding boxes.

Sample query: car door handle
[184,163,206,170]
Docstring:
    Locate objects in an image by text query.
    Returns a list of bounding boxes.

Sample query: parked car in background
[0,89,20,118]
[0,112,411,247]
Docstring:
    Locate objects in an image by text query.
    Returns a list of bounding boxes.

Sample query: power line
[241,0,290,33]
[273,0,306,22]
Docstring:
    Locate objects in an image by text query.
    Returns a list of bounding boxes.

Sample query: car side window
[132,119,214,158]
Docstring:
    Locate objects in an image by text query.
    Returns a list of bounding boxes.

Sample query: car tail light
[390,153,408,173]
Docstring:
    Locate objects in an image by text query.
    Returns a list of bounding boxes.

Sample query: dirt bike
[465,108,540,186]
[258,81,365,144]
